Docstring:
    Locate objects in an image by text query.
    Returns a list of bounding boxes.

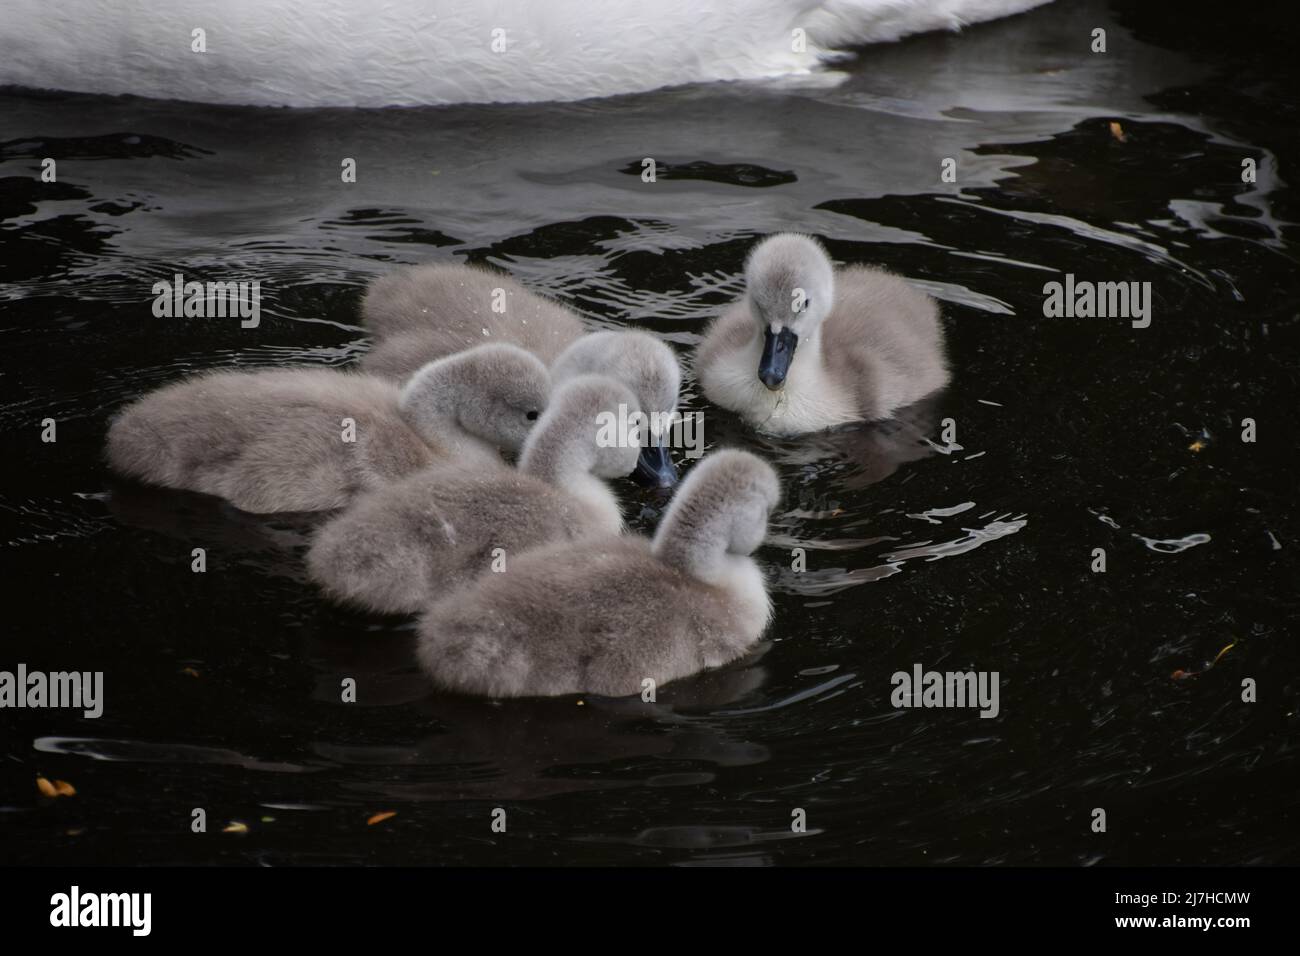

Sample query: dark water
[3,0,1297,865]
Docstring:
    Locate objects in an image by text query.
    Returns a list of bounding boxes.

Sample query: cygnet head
[400,343,550,454]
[552,330,683,489]
[744,233,835,391]
[520,374,641,483]
[653,449,781,580]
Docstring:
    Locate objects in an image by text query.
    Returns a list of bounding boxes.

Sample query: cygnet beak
[631,443,678,489]
[758,327,798,390]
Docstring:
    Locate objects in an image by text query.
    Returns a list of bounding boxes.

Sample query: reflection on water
[2,0,1297,865]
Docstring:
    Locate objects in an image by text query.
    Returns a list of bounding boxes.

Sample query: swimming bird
[363,277,683,488]
[551,330,683,488]
[105,344,550,513]
[0,1,1053,107]
[359,263,585,380]
[415,448,780,698]
[695,233,949,436]
[306,375,641,614]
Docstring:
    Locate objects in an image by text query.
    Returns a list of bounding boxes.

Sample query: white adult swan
[1,0,1052,108]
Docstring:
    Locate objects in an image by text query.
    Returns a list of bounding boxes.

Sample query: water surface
[2,0,1297,865]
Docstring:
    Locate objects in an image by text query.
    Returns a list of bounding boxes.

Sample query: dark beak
[631,443,678,489]
[758,327,798,390]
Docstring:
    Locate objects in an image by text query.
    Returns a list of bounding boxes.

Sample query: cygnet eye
[526,410,540,421]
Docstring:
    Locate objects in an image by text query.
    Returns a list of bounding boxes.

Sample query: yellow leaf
[1109,121,1127,143]
[36,776,58,798]
[223,822,249,834]
[180,667,201,678]
[1189,439,1206,452]
[367,811,397,826]
[54,780,76,797]
[1211,642,1235,667]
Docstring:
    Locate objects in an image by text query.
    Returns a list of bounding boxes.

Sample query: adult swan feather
[1,0,1052,108]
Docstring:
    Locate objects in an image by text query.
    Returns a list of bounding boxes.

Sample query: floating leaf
[223,822,249,834]
[367,811,397,826]
[36,776,58,798]
[1188,439,1206,452]
[1109,121,1127,143]
[1173,641,1237,680]
[180,667,201,678]
[54,780,76,797]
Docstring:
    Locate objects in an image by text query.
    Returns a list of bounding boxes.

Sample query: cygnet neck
[653,486,736,583]
[519,415,595,487]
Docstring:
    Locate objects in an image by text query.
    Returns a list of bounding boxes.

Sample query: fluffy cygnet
[359,263,585,380]
[305,374,641,614]
[696,233,949,435]
[415,448,780,698]
[358,261,684,486]
[105,344,550,513]
[552,329,683,488]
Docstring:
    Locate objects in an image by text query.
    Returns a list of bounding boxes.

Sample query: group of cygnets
[106,234,949,698]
